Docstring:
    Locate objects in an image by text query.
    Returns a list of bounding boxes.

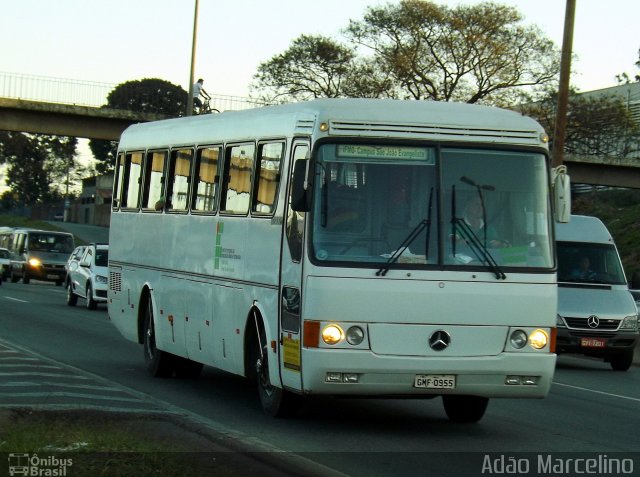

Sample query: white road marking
[554,381,640,403]
[4,296,28,303]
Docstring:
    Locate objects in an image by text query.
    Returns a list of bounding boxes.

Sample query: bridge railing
[0,71,264,112]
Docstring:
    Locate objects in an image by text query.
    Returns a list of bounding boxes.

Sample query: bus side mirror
[291,159,311,212]
[552,165,571,223]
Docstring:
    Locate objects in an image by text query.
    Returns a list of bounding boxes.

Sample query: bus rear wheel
[442,395,489,423]
[143,298,175,377]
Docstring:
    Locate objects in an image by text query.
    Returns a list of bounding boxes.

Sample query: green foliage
[0,131,78,205]
[573,189,640,277]
[251,0,560,105]
[90,78,188,172]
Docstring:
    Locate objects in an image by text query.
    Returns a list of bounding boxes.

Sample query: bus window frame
[120,150,145,211]
[191,144,223,215]
[251,139,286,218]
[220,142,256,217]
[140,149,168,213]
[165,146,195,214]
[112,152,125,211]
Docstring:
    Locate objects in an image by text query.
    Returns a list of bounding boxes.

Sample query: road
[1,281,639,477]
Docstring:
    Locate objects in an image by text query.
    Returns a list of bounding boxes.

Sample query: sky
[0,0,639,190]
[1,0,639,98]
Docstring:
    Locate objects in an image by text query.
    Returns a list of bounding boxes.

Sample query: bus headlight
[346,326,365,345]
[95,275,108,284]
[28,258,42,267]
[322,324,344,345]
[529,329,549,350]
[509,330,528,349]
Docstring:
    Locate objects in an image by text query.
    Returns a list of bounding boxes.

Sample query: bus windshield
[310,143,553,270]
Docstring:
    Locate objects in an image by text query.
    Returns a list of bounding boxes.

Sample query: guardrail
[0,71,263,112]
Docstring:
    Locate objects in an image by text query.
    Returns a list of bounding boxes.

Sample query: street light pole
[186,0,199,117]
[551,0,576,168]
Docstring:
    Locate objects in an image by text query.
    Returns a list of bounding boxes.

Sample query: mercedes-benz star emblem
[429,330,451,351]
[587,315,600,329]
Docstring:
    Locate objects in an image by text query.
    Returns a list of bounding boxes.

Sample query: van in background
[6,228,75,286]
[556,215,638,371]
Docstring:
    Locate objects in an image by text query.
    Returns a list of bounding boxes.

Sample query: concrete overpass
[563,154,640,189]
[0,97,168,140]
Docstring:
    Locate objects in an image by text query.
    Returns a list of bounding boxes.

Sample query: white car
[66,243,108,310]
[0,247,10,281]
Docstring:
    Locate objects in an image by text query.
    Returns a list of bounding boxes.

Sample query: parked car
[66,243,108,310]
[0,247,10,281]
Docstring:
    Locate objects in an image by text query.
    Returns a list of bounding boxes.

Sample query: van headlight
[620,315,638,331]
[556,314,566,328]
[28,258,42,267]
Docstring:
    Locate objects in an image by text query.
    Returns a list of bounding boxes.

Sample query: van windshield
[557,241,626,285]
[28,233,74,254]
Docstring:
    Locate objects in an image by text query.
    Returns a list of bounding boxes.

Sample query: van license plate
[580,337,607,348]
[47,274,59,280]
[414,374,456,389]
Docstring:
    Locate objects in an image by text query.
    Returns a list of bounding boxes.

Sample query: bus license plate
[414,374,456,389]
[581,337,607,348]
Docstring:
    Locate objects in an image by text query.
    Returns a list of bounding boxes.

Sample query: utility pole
[186,0,199,117]
[551,0,576,168]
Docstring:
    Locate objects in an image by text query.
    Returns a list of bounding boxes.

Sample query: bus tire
[442,395,489,423]
[252,323,298,417]
[609,351,633,371]
[143,298,175,378]
[66,281,77,306]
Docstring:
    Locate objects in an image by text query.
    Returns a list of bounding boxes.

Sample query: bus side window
[221,144,255,215]
[113,152,125,210]
[166,148,193,212]
[286,143,309,262]
[252,142,284,215]
[192,146,221,213]
[141,150,168,211]
[122,152,143,209]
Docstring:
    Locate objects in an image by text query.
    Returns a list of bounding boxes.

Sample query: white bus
[108,99,567,422]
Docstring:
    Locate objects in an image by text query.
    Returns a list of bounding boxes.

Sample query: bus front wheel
[442,395,489,423]
[252,324,299,417]
[143,298,175,377]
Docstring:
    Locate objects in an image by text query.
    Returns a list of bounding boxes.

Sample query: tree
[251,1,560,105]
[616,48,640,84]
[524,89,640,161]
[89,78,188,172]
[0,131,78,206]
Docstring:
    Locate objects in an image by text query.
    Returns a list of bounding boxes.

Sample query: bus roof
[118,99,548,151]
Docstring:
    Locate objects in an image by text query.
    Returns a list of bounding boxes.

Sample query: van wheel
[22,270,30,284]
[86,284,97,310]
[610,351,633,371]
[143,298,175,377]
[442,395,489,423]
[10,271,19,283]
[66,281,77,306]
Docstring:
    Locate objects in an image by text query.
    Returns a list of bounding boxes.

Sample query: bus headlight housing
[529,329,549,350]
[322,324,344,345]
[509,330,528,349]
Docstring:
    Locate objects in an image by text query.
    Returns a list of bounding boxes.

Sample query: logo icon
[587,315,600,329]
[8,454,29,477]
[429,330,451,351]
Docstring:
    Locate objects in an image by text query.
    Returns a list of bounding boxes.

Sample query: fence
[0,71,263,112]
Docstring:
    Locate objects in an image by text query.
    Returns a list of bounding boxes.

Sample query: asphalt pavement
[48,221,110,244]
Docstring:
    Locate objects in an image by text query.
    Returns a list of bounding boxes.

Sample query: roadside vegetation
[0,214,86,245]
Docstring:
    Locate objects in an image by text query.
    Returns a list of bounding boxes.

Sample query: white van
[556,215,638,370]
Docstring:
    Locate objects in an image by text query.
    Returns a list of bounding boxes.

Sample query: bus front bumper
[299,349,556,398]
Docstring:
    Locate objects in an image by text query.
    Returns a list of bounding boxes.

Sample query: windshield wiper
[376,188,433,277]
[453,217,506,280]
